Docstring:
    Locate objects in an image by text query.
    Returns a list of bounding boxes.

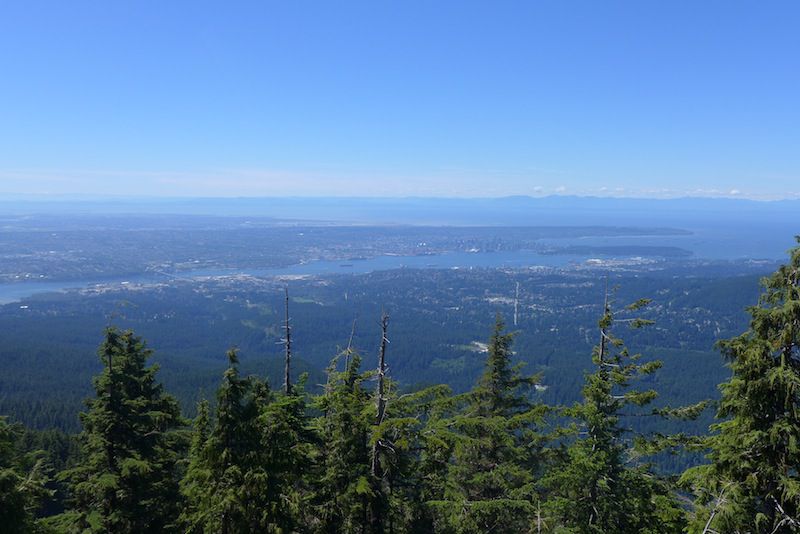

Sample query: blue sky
[0,1,798,199]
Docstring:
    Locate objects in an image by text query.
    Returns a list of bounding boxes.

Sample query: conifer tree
[543,294,685,534]
[179,400,212,532]
[313,348,374,533]
[59,327,185,533]
[682,237,800,533]
[0,416,50,534]
[428,315,546,533]
[369,313,391,534]
[181,348,267,533]
[375,376,452,533]
[258,375,316,531]
[365,313,452,533]
[258,287,316,531]
[311,315,449,533]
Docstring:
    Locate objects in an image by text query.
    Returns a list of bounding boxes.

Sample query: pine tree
[428,315,546,533]
[682,237,800,533]
[59,327,185,533]
[543,294,685,534]
[0,416,50,534]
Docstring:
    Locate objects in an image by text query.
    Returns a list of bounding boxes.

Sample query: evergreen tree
[59,327,185,533]
[543,294,685,534]
[253,286,316,531]
[180,348,267,533]
[428,315,546,533]
[179,399,212,532]
[366,314,452,533]
[682,237,800,533]
[0,416,50,534]
[377,380,451,533]
[311,316,450,534]
[312,348,374,533]
[258,376,316,532]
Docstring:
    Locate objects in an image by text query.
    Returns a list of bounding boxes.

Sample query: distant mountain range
[1,195,799,228]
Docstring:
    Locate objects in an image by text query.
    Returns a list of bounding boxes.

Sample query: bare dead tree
[283,287,292,395]
[375,312,389,428]
[598,277,609,366]
[370,312,390,533]
[701,482,732,534]
[104,336,115,472]
[536,501,542,534]
[345,318,357,371]
[770,498,800,534]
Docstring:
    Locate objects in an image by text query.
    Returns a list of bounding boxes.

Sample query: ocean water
[1,221,795,305]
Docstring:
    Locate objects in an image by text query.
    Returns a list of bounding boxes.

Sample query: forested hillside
[0,262,767,434]
[3,240,800,532]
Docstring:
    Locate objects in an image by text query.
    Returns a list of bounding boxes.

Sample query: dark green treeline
[5,238,800,533]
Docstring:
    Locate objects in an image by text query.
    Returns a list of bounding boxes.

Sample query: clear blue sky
[0,1,798,198]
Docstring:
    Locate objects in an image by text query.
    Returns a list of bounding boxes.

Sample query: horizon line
[2,193,800,203]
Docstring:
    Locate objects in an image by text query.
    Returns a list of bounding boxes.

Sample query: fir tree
[682,237,800,533]
[178,399,212,532]
[428,315,546,533]
[365,313,452,533]
[59,327,185,533]
[376,378,451,533]
[311,315,450,534]
[312,347,374,533]
[543,293,685,534]
[180,348,267,534]
[258,375,316,532]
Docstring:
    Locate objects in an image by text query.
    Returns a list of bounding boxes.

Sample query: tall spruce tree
[364,313,452,533]
[374,380,452,533]
[59,327,185,533]
[180,348,269,533]
[543,294,686,534]
[428,315,546,533]
[258,288,316,532]
[310,316,454,533]
[179,399,212,532]
[682,237,800,533]
[257,376,316,532]
[313,348,374,533]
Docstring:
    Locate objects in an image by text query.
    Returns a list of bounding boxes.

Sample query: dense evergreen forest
[0,262,765,435]
[3,240,800,533]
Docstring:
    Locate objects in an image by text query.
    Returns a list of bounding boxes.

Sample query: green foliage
[6,256,800,532]
[57,327,186,533]
[310,329,449,534]
[258,378,316,531]
[181,348,267,533]
[380,382,452,532]
[1,264,756,450]
[428,315,546,533]
[543,294,685,533]
[181,348,315,533]
[682,237,800,533]
[0,416,51,533]
[312,350,375,532]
